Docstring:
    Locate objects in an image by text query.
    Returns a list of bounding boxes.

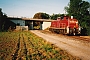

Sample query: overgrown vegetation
[0,31,81,60]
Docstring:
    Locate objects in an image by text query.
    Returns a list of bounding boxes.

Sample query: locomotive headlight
[76,21,78,23]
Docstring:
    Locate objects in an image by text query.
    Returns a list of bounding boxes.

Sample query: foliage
[50,14,65,20]
[33,12,50,19]
[65,0,90,35]
[0,8,8,31]
[0,8,4,31]
[0,8,16,31]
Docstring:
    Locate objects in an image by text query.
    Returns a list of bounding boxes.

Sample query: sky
[0,0,90,18]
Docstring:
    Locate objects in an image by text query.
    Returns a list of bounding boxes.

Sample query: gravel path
[30,30,90,60]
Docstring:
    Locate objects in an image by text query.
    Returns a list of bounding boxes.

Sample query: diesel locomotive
[49,16,81,35]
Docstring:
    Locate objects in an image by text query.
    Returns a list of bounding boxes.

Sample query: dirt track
[30,30,90,60]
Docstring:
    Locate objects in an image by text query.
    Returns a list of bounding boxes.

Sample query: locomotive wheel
[73,33,76,35]
[73,28,76,35]
[69,29,73,35]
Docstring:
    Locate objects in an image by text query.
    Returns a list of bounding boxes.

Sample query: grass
[0,31,81,60]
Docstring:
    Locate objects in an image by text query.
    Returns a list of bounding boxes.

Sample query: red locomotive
[49,16,81,35]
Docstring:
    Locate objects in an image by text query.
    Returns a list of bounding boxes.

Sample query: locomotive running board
[50,27,66,29]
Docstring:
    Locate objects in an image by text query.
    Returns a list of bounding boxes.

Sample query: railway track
[41,30,90,43]
[69,36,90,43]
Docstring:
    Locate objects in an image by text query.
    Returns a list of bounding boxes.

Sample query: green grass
[0,31,81,60]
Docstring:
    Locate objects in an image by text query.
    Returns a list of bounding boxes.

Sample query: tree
[33,12,50,29]
[33,12,50,19]
[0,8,16,31]
[50,14,65,20]
[50,14,60,20]
[65,0,90,23]
[65,0,90,35]
[0,8,4,31]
